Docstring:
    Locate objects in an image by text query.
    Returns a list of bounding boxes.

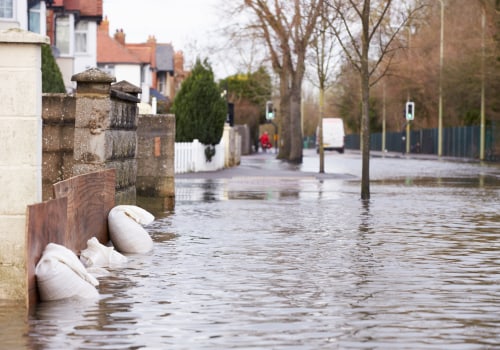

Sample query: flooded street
[2,150,500,349]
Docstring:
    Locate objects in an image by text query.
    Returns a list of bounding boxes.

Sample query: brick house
[0,0,103,92]
[45,0,103,91]
[96,16,188,106]
[1,1,187,104]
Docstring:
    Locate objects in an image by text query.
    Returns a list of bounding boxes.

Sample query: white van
[316,117,345,153]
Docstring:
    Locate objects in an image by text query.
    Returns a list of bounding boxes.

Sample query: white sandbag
[80,237,128,268]
[108,205,155,254]
[35,243,99,301]
[114,205,155,225]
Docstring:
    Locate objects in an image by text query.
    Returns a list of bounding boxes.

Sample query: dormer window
[0,0,13,20]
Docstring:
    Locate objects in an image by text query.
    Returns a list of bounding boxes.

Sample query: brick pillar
[0,29,48,301]
[71,69,140,205]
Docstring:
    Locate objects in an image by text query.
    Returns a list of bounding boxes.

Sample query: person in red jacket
[259,131,272,152]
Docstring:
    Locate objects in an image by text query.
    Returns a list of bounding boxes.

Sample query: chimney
[114,29,125,45]
[147,35,157,71]
[100,15,109,34]
[147,35,157,44]
[174,51,184,74]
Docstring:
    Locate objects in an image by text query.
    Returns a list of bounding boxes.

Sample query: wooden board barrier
[26,168,116,307]
[26,197,68,307]
[53,169,116,252]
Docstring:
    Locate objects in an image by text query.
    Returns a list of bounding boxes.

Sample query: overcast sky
[102,0,234,77]
[103,0,221,49]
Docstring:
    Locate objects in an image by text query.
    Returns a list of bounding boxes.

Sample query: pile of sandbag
[35,205,154,302]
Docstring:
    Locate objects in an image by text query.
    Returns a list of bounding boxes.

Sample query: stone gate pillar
[71,69,139,204]
[0,29,49,301]
[136,114,176,212]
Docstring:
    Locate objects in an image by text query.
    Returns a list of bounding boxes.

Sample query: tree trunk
[289,83,303,163]
[278,71,291,159]
[360,72,371,200]
[319,85,325,173]
[360,0,371,200]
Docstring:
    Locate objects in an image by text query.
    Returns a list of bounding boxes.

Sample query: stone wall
[68,70,140,204]
[234,124,251,155]
[41,71,139,204]
[41,69,176,208]
[223,125,241,168]
[42,94,76,200]
[136,114,176,212]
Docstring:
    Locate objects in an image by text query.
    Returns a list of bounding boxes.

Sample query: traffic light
[406,101,415,120]
[266,101,274,120]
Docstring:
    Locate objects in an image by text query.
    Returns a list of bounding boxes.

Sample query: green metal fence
[345,123,498,161]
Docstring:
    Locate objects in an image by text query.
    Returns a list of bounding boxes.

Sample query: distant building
[0,1,188,103]
[45,0,103,92]
[0,0,102,92]
[97,17,189,105]
[97,19,145,90]
[0,0,47,34]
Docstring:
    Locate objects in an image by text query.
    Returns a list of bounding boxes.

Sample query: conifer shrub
[41,44,65,93]
[172,58,227,146]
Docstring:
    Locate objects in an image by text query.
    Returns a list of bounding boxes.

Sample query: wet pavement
[177,148,500,184]
[175,149,351,180]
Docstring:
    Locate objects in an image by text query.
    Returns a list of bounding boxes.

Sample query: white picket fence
[175,139,226,174]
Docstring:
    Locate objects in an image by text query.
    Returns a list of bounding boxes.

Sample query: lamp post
[406,26,412,154]
[438,0,444,157]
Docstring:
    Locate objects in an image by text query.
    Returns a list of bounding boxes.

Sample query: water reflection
[28,270,143,349]
[0,301,31,349]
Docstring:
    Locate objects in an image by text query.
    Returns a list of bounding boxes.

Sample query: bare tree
[236,0,323,163]
[325,0,422,199]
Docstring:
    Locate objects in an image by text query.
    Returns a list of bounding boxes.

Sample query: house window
[98,64,115,77]
[0,0,13,19]
[56,15,71,55]
[28,2,41,33]
[75,21,88,54]
[158,73,166,94]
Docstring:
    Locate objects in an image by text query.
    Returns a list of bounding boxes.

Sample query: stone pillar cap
[0,28,49,44]
[112,80,142,94]
[71,68,116,84]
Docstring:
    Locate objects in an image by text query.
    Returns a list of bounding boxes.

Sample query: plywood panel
[26,169,116,307]
[26,197,68,307]
[53,168,116,251]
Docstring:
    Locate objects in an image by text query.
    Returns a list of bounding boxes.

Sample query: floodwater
[1,151,500,349]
